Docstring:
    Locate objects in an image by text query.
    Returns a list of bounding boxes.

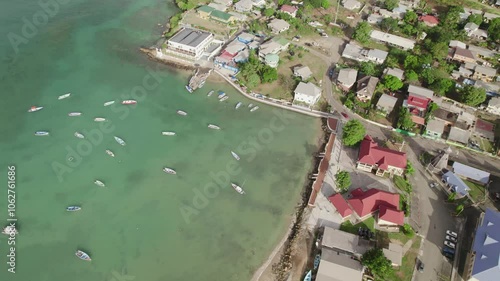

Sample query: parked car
[417,259,424,272]
[443,246,455,255]
[341,112,349,119]
[429,182,438,188]
[446,235,457,243]
[446,230,458,238]
[444,240,456,249]
[443,251,454,261]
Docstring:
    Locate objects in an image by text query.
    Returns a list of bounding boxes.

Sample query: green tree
[460,85,486,106]
[402,223,415,237]
[361,248,394,279]
[264,8,275,17]
[448,192,456,202]
[405,161,414,175]
[467,14,483,25]
[246,73,260,88]
[456,204,464,216]
[404,55,419,70]
[384,0,399,11]
[260,66,278,83]
[397,108,415,131]
[335,171,351,193]
[401,24,417,36]
[359,61,377,76]
[430,42,449,60]
[421,68,437,85]
[431,78,454,96]
[382,75,404,91]
[488,18,500,43]
[390,132,404,143]
[403,10,418,25]
[442,6,464,29]
[321,0,330,8]
[342,120,366,146]
[405,70,419,83]
[353,22,372,44]
[380,17,399,32]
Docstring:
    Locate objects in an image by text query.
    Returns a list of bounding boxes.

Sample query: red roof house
[407,94,430,111]
[357,136,407,176]
[348,188,400,218]
[419,15,439,27]
[328,194,353,219]
[280,5,298,17]
[378,205,405,226]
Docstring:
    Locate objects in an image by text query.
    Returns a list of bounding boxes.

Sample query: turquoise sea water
[0,1,321,281]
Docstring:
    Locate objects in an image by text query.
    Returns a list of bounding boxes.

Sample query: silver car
[446,235,457,243]
[446,230,458,238]
[444,240,456,249]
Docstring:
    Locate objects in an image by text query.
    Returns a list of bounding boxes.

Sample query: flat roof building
[166,28,214,60]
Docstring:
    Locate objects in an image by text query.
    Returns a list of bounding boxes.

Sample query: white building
[268,19,290,34]
[293,82,322,106]
[370,30,416,50]
[234,0,253,12]
[166,28,214,60]
[342,0,361,10]
[486,97,500,115]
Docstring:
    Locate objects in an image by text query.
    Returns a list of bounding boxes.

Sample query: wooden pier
[187,68,212,92]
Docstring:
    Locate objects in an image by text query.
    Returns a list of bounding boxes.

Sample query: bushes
[402,223,415,237]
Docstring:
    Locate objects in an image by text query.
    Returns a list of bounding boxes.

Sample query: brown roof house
[451,48,476,63]
[356,76,379,102]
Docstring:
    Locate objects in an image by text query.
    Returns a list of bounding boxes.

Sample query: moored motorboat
[219,96,229,102]
[231,183,245,195]
[207,90,214,97]
[68,112,82,117]
[231,151,240,161]
[122,100,137,105]
[94,180,105,187]
[2,225,18,235]
[58,93,71,100]
[248,103,254,108]
[75,250,91,261]
[28,106,43,112]
[105,149,115,157]
[235,102,242,109]
[177,110,187,116]
[94,117,106,122]
[74,132,85,139]
[163,167,177,175]
[217,91,226,99]
[162,131,176,136]
[208,124,220,130]
[35,131,49,136]
[114,136,126,146]
[66,206,81,212]
[185,85,193,93]
[250,106,259,112]
[104,101,115,106]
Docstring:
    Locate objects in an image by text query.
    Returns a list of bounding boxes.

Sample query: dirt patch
[182,10,239,37]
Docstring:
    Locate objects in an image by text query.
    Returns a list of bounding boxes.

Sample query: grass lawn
[386,236,422,281]
[340,217,376,235]
[465,180,486,203]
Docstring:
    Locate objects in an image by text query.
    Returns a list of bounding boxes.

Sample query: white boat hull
[104,101,115,106]
[58,93,71,100]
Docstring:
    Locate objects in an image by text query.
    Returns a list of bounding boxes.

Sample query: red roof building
[280,5,298,17]
[348,188,400,218]
[378,205,405,226]
[357,136,407,177]
[419,15,439,27]
[328,194,353,219]
[407,94,430,111]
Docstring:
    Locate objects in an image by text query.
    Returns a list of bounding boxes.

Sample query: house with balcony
[451,47,476,64]
[473,65,497,82]
[442,171,471,197]
[293,82,322,106]
[357,135,407,177]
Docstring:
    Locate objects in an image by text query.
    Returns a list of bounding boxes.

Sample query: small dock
[187,68,212,93]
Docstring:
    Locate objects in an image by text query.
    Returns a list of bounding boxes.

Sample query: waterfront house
[197,5,215,19]
[337,68,358,91]
[465,209,500,281]
[357,135,407,177]
[376,94,398,114]
[348,188,404,228]
[328,194,353,221]
[293,65,313,80]
[293,82,322,106]
[166,28,214,61]
[486,97,500,115]
[473,119,495,142]
[279,5,298,17]
[451,47,476,63]
[425,119,445,139]
[383,67,404,80]
[442,171,470,197]
[234,0,253,12]
[419,15,439,27]
[342,0,361,10]
[321,226,369,257]
[268,19,290,34]
[452,162,490,186]
[370,30,415,50]
[356,76,379,102]
[316,248,364,281]
[473,65,497,82]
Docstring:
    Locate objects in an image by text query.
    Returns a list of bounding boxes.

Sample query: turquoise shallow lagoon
[0,1,322,280]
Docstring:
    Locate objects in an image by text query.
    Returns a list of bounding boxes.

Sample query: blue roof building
[468,209,500,281]
[442,171,470,197]
[452,162,490,185]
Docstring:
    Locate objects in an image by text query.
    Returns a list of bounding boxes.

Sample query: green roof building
[210,10,235,24]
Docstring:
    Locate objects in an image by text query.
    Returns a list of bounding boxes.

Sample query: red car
[341,112,349,119]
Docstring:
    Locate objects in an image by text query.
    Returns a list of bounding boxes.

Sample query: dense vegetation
[237,51,278,89]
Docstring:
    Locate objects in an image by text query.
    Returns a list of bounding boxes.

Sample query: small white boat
[28,106,43,112]
[75,250,91,261]
[217,91,226,99]
[235,102,242,109]
[231,151,240,161]
[58,93,71,100]
[177,110,187,116]
[207,90,214,97]
[219,96,229,102]
[94,180,105,187]
[66,206,81,211]
[163,167,177,175]
[74,132,85,139]
[248,103,254,108]
[114,136,126,146]
[250,106,259,112]
[162,131,176,136]
[231,183,245,195]
[208,124,221,130]
[68,112,82,117]
[35,131,49,136]
[94,117,106,122]
[105,149,115,157]
[122,100,137,105]
[2,225,18,236]
[104,101,115,106]
[185,85,193,93]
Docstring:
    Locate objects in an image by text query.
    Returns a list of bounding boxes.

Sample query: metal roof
[168,28,212,48]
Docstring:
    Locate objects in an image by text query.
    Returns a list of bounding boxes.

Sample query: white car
[446,230,458,238]
[446,235,457,243]
[444,240,456,249]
